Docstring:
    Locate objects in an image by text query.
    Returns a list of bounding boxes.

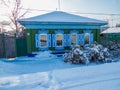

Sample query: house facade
[19,11,107,53]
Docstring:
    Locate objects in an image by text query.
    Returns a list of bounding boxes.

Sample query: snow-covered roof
[19,11,107,24]
[102,27,120,34]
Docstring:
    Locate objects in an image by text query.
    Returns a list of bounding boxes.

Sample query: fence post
[14,33,17,57]
[2,33,6,58]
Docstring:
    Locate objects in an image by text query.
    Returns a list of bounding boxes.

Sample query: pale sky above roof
[21,0,120,13]
[0,0,120,26]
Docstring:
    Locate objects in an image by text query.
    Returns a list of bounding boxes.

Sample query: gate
[16,37,27,57]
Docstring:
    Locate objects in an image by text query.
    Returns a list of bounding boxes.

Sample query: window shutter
[81,34,84,45]
[66,34,71,46]
[77,34,80,45]
[48,34,51,47]
[78,34,81,45]
[78,34,82,46]
[90,33,94,45]
[63,34,67,46]
[52,34,56,47]
[35,34,39,48]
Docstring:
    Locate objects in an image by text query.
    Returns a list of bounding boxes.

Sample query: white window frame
[40,34,48,48]
[56,34,63,47]
[71,33,77,46]
[84,33,90,44]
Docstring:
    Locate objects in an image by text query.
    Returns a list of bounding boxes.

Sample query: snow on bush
[108,41,120,58]
[64,44,112,64]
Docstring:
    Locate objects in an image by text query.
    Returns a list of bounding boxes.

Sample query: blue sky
[0,0,120,25]
[62,0,120,14]
[21,0,120,14]
[22,0,120,26]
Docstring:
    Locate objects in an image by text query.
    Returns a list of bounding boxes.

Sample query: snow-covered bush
[64,44,112,64]
[87,44,111,63]
[64,46,89,64]
[108,41,120,58]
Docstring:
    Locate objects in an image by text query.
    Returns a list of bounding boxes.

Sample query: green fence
[100,34,120,46]
[16,38,27,57]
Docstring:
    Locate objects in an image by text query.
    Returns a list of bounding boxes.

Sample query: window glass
[40,34,47,47]
[56,34,63,46]
[71,34,77,45]
[84,33,90,44]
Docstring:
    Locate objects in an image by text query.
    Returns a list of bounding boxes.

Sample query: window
[84,33,90,44]
[71,34,77,45]
[40,34,47,47]
[56,34,63,47]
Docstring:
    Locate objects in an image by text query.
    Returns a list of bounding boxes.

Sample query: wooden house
[19,11,107,53]
[101,27,120,41]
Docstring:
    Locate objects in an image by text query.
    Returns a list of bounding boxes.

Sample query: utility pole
[58,0,61,11]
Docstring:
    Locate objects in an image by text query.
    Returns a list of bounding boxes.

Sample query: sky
[20,0,120,13]
[0,0,120,25]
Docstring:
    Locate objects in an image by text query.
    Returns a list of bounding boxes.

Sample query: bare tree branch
[1,0,11,7]
[18,10,29,19]
[1,0,28,33]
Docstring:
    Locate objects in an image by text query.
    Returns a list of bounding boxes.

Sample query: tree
[1,0,28,33]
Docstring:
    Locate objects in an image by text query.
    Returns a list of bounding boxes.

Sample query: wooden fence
[0,33,16,58]
[0,34,5,58]
[100,34,120,47]
[0,33,27,58]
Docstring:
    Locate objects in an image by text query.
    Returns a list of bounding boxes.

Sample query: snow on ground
[0,51,82,77]
[0,51,120,90]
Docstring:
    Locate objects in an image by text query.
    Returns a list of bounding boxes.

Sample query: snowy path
[0,62,120,90]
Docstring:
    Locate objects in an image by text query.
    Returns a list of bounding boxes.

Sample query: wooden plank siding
[26,29,32,53]
[93,29,100,43]
[25,29,100,53]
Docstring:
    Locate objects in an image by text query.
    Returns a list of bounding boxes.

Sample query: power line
[70,11,120,16]
[58,0,61,11]
[22,8,54,12]
[22,8,120,16]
